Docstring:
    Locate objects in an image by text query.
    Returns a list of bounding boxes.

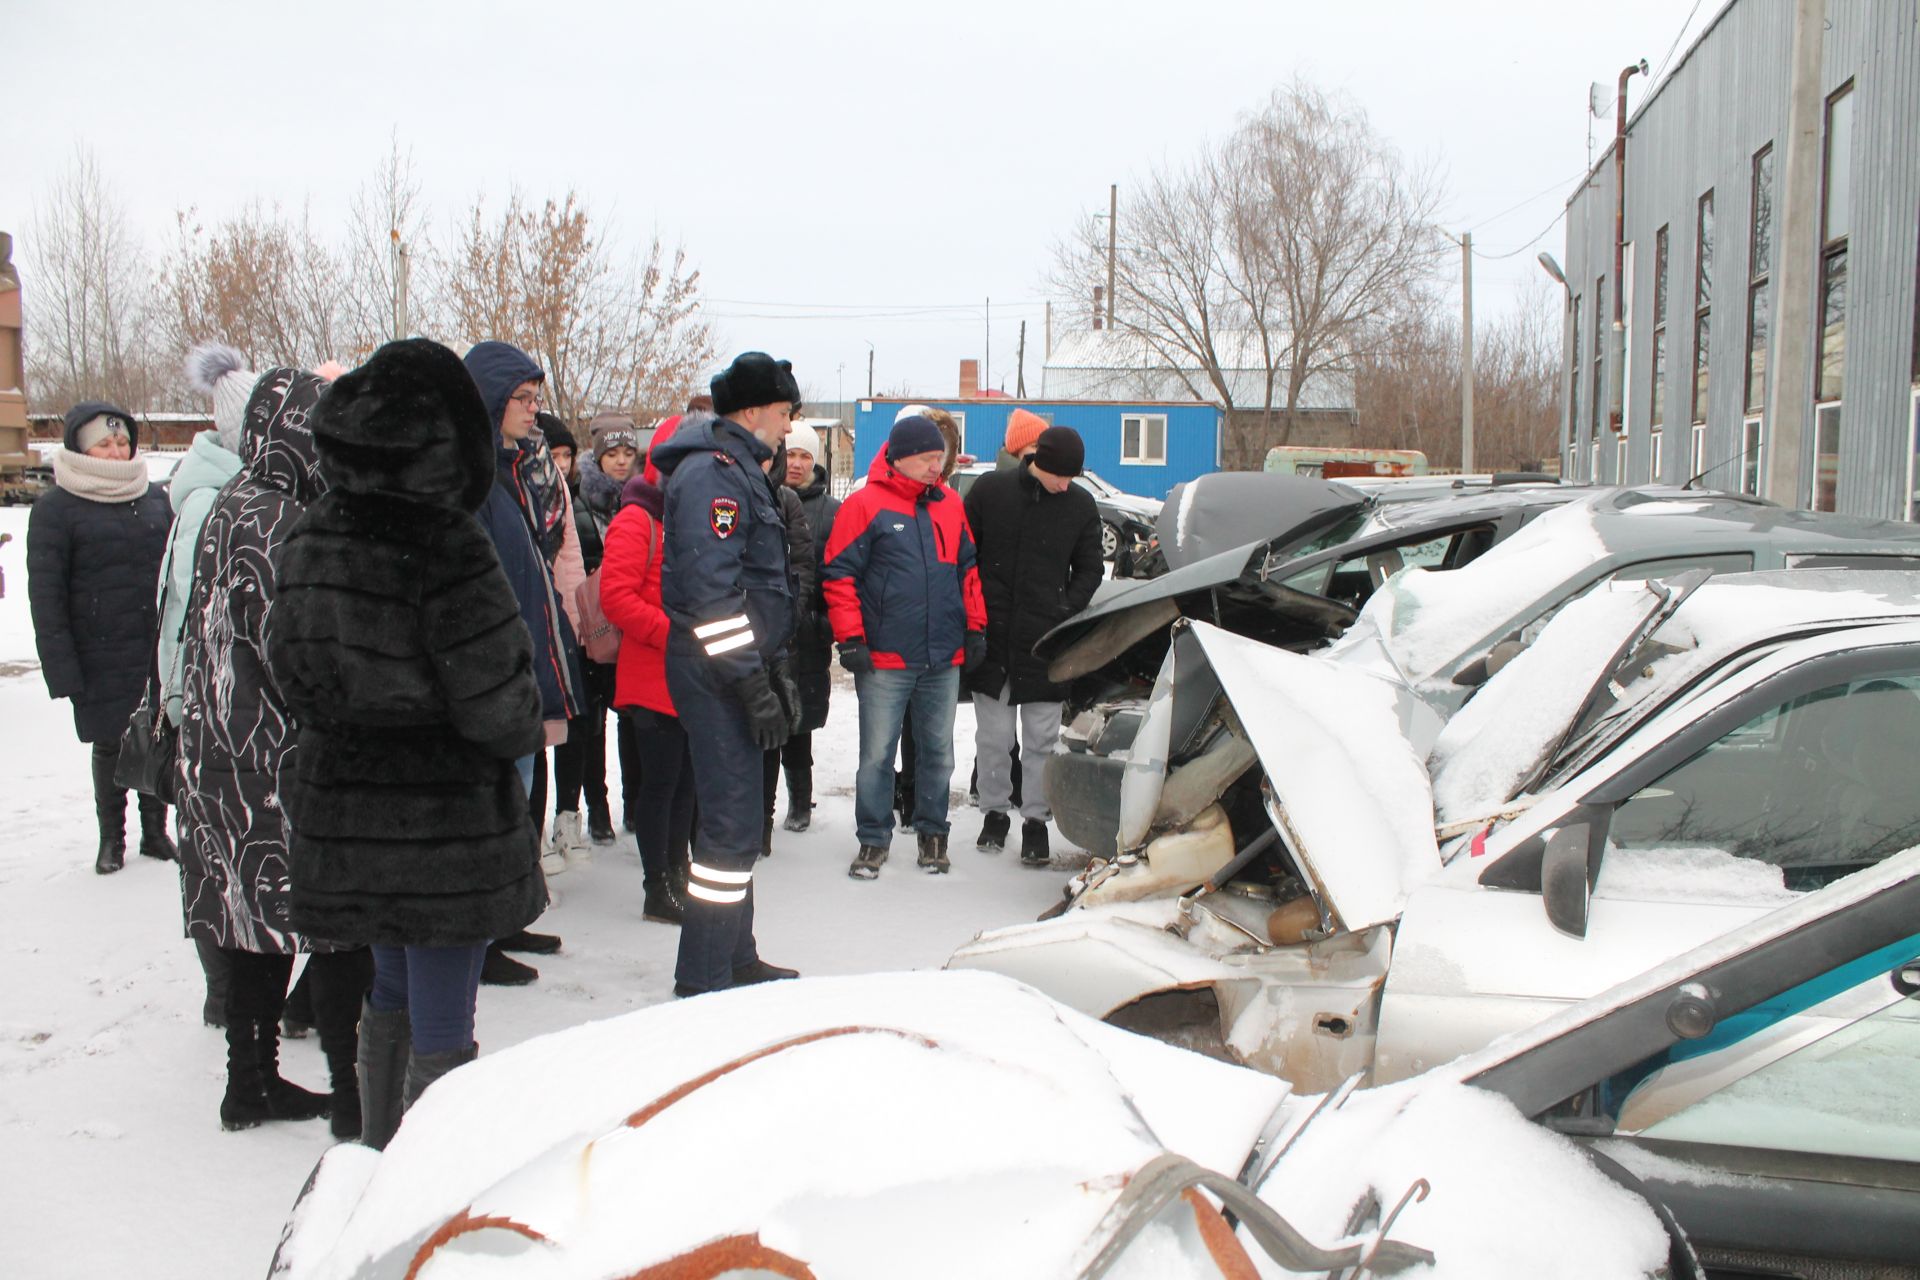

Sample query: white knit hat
[186,342,258,452]
[786,422,822,459]
[894,402,933,424]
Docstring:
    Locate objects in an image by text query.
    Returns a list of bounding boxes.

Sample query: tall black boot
[310,950,374,1141]
[90,745,126,875]
[403,1043,478,1111]
[194,938,232,1028]
[255,1015,330,1122]
[136,796,177,861]
[219,1019,326,1129]
[356,1000,411,1151]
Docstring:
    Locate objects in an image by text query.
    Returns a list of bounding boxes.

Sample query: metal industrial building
[1560,0,1919,518]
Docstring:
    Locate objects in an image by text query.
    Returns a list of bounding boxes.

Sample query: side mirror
[1541,821,1603,938]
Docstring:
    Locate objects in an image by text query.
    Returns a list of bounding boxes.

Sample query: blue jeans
[368,942,487,1055]
[854,665,959,845]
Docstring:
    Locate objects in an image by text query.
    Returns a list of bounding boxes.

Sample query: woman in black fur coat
[26,401,174,874]
[266,338,545,1148]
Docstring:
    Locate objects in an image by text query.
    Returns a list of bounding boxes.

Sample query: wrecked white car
[950,569,1920,1101]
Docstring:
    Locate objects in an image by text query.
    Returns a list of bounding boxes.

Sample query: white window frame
[1648,428,1664,483]
[1740,415,1766,497]
[1812,400,1842,512]
[1591,440,1601,484]
[1908,388,1920,521]
[1120,413,1167,466]
[1689,422,1708,481]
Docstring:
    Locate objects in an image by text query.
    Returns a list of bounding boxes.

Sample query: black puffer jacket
[788,464,840,732]
[27,402,171,743]
[266,339,546,948]
[176,369,332,954]
[962,459,1104,704]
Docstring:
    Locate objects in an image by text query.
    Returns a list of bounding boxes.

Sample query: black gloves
[770,658,804,734]
[964,630,988,673]
[838,641,875,675]
[732,668,792,750]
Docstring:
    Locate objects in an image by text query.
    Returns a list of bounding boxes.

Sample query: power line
[1647,0,1709,96]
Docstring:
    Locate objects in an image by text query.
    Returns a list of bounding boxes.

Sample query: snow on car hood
[273,970,1292,1280]
[1190,621,1443,931]
[1336,494,1608,681]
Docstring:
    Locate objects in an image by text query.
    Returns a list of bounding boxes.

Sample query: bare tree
[343,135,436,358]
[159,201,349,369]
[21,147,170,412]
[1052,79,1446,465]
[442,190,715,423]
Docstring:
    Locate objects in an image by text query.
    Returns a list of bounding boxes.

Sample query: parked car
[269,847,1920,1278]
[952,569,1920,1109]
[269,968,1679,1279]
[1044,489,1920,858]
[948,461,1162,563]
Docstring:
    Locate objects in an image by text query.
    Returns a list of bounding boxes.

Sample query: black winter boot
[136,797,177,861]
[480,941,538,986]
[356,1000,410,1150]
[587,802,616,845]
[642,879,686,925]
[90,746,125,875]
[977,811,1010,852]
[220,1020,328,1130]
[1021,819,1051,868]
[403,1043,478,1110]
[194,938,231,1029]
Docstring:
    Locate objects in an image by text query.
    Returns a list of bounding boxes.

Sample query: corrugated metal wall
[1563,0,1920,516]
[849,399,1222,501]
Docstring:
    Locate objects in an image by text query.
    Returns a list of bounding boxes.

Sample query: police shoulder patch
[710,497,741,538]
[711,450,736,466]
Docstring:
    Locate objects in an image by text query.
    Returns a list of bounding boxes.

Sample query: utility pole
[1461,231,1474,473]
[984,296,990,397]
[1016,321,1027,397]
[865,340,874,397]
[389,229,411,341]
[1106,184,1118,329]
[1044,300,1053,360]
[1611,60,1648,436]
[1765,0,1826,506]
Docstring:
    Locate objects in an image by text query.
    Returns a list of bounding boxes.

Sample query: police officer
[650,352,804,997]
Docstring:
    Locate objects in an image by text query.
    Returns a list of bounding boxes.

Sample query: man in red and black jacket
[823,414,987,879]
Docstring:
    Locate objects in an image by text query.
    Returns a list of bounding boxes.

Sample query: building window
[1741,415,1765,496]
[1651,226,1669,431]
[1120,413,1166,465]
[1746,144,1773,415]
[1690,422,1708,480]
[1649,428,1664,482]
[1812,402,1842,512]
[1693,190,1714,426]
[1592,276,1608,443]
[1907,390,1920,521]
[1591,440,1600,485]
[1615,434,1629,483]
[1818,86,1853,405]
[1569,293,1583,448]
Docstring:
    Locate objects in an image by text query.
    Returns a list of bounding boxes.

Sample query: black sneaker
[1020,819,1051,868]
[496,929,562,955]
[733,958,799,985]
[977,811,1010,852]
[587,809,616,844]
[782,807,811,833]
[849,843,888,880]
[917,833,950,873]
[480,945,538,986]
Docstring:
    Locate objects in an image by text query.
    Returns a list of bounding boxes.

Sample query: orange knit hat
[1003,408,1049,457]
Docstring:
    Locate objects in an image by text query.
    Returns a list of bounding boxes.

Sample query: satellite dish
[1589,82,1612,117]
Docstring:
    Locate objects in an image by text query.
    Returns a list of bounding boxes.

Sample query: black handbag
[113,678,178,806]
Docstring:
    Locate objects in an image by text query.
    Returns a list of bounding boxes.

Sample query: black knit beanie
[1032,426,1085,478]
[887,414,947,462]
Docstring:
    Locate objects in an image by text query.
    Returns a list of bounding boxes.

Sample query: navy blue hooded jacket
[650,411,793,683]
[463,341,580,721]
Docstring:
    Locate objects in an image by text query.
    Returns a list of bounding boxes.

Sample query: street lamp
[1536,252,1567,287]
[863,340,874,398]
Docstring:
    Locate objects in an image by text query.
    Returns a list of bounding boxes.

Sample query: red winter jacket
[601,504,673,714]
[822,453,986,669]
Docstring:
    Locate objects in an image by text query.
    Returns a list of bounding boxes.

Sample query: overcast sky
[4,0,1721,405]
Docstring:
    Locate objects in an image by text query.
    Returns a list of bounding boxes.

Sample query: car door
[1375,638,1920,1085]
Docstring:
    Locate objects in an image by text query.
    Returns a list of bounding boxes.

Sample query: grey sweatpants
[974,686,1062,823]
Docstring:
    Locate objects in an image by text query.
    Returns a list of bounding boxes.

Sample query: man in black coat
[962,426,1104,867]
[27,401,174,873]
[778,422,839,832]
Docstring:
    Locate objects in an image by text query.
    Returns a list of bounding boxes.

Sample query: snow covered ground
[0,503,1080,1276]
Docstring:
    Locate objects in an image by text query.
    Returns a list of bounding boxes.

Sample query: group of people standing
[25,337,1106,1151]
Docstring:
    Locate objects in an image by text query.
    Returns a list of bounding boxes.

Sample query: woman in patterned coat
[175,367,369,1137]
